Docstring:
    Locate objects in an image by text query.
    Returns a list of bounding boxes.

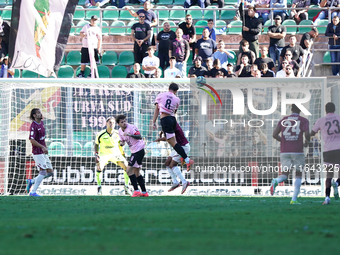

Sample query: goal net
[0,78,328,196]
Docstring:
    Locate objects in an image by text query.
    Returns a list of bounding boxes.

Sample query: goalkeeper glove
[95,152,100,163]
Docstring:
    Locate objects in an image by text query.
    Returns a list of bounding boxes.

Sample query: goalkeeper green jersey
[95,129,125,156]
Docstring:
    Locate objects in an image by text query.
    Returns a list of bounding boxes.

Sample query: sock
[173,143,188,161]
[129,174,139,191]
[292,178,302,201]
[44,172,53,179]
[137,175,146,192]
[326,187,331,197]
[31,174,45,193]
[336,178,340,187]
[167,166,178,184]
[184,157,190,164]
[276,175,288,183]
[31,175,38,184]
[172,166,186,184]
[123,171,129,186]
[96,171,102,187]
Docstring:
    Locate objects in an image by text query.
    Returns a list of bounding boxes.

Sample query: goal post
[0,77,330,196]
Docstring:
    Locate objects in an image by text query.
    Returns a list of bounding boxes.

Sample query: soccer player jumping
[271,104,310,204]
[152,83,194,171]
[311,102,340,205]
[26,108,54,197]
[116,115,148,197]
[94,117,132,195]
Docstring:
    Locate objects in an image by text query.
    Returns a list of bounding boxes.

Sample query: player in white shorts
[311,102,340,205]
[95,117,131,195]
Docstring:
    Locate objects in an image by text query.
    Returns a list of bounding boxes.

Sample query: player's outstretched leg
[29,170,47,197]
[323,178,332,205]
[332,179,339,200]
[27,172,53,193]
[96,170,102,195]
[270,174,287,196]
[291,174,302,204]
[172,166,190,194]
[167,166,180,191]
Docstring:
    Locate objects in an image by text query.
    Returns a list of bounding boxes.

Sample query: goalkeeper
[94,117,131,195]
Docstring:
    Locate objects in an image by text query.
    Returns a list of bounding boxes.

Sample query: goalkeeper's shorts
[170,144,190,163]
[33,154,53,171]
[98,154,127,170]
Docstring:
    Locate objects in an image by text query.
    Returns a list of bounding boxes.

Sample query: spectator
[250,64,258,76]
[235,54,252,77]
[254,46,275,71]
[260,62,275,77]
[237,39,256,65]
[283,50,301,76]
[164,57,182,78]
[226,63,237,77]
[184,0,209,9]
[283,65,295,77]
[209,59,229,77]
[0,56,14,78]
[215,70,225,78]
[142,47,159,78]
[85,0,109,7]
[155,68,162,78]
[315,0,340,23]
[77,15,102,78]
[289,0,310,24]
[111,0,125,8]
[188,56,208,77]
[270,0,288,21]
[205,19,228,41]
[276,60,289,77]
[195,28,217,63]
[280,35,306,64]
[131,13,151,64]
[254,69,262,77]
[300,27,319,51]
[126,63,145,78]
[169,28,190,77]
[156,22,176,71]
[179,14,196,49]
[205,58,214,76]
[234,0,257,20]
[268,15,286,67]
[239,0,262,58]
[0,16,10,59]
[213,40,235,69]
[325,15,340,76]
[209,0,225,7]
[255,0,270,24]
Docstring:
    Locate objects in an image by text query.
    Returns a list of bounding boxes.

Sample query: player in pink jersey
[311,102,340,205]
[271,104,310,204]
[154,123,190,194]
[26,108,54,197]
[152,83,194,171]
[116,115,148,197]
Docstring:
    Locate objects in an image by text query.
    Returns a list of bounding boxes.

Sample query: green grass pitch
[0,196,338,255]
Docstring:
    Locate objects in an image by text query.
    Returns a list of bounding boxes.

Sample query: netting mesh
[0,78,329,195]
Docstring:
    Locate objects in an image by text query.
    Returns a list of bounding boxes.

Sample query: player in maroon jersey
[154,123,190,194]
[26,108,53,197]
[271,104,310,204]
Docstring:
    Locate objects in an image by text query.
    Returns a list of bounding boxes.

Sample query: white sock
[167,166,178,184]
[292,178,302,201]
[184,157,190,164]
[172,166,186,184]
[31,176,38,184]
[31,174,44,193]
[276,175,288,183]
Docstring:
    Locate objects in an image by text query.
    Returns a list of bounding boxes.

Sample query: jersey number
[282,120,301,136]
[325,120,340,135]
[165,99,172,110]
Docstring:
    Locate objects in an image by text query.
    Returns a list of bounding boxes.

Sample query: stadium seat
[75,20,90,35]
[111,66,128,78]
[224,0,238,5]
[156,6,169,20]
[228,50,237,65]
[204,6,218,20]
[57,65,74,78]
[118,51,134,66]
[297,20,313,34]
[227,20,242,34]
[73,142,82,156]
[48,142,65,156]
[13,69,20,78]
[187,50,193,64]
[7,0,12,4]
[220,6,236,20]
[282,19,297,34]
[216,20,227,35]
[82,141,94,157]
[162,20,176,32]
[195,20,208,35]
[173,0,183,4]
[85,6,100,20]
[0,0,7,4]
[158,0,173,4]
[74,6,85,21]
[187,6,202,20]
[315,19,328,34]
[98,21,109,36]
[78,0,87,4]
[119,6,136,20]
[103,6,119,21]
[126,21,139,35]
[75,65,91,77]
[98,65,110,78]
[307,5,320,20]
[101,51,118,65]
[2,6,12,20]
[22,70,38,78]
[323,51,331,63]
[109,20,126,35]
[186,65,193,76]
[66,51,81,66]
[69,22,76,35]
[60,54,66,65]
[262,19,273,34]
[73,131,93,142]
[169,6,185,20]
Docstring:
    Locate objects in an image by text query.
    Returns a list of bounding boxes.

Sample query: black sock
[174,143,188,159]
[326,187,331,197]
[336,178,340,186]
[129,174,139,191]
[137,175,146,192]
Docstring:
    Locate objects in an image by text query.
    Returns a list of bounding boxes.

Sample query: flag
[9,0,78,77]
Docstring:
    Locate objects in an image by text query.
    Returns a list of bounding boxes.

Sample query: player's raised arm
[152,103,160,130]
